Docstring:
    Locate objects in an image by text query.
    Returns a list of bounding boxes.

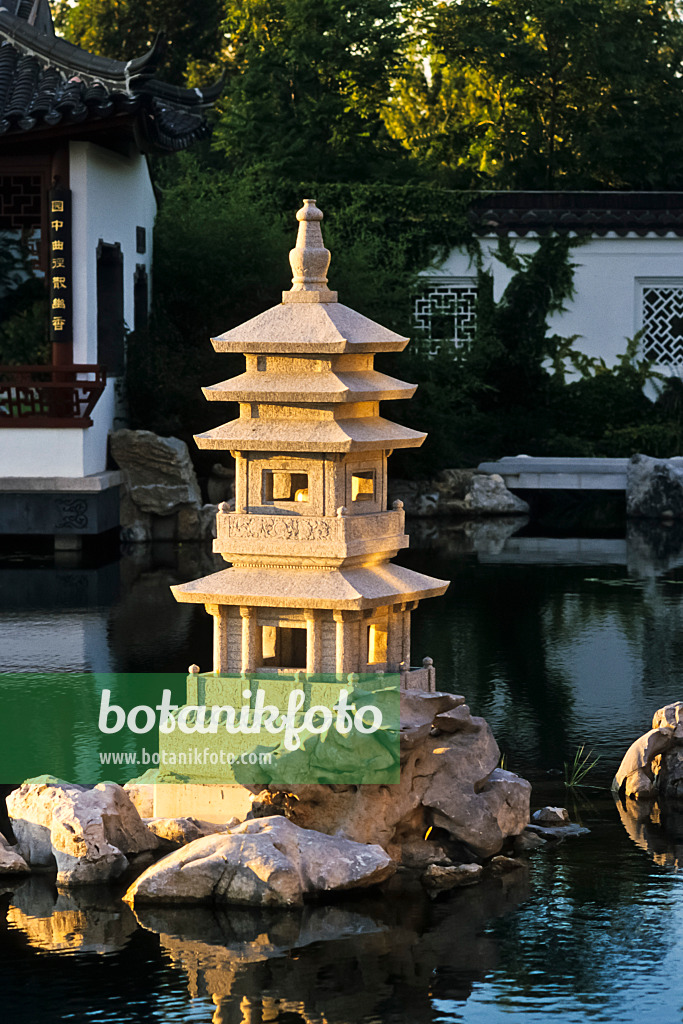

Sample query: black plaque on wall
[48,186,72,346]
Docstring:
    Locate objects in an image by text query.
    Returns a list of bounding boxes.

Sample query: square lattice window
[641,284,683,366]
[414,279,478,348]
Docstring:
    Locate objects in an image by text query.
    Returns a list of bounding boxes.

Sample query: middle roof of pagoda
[211,198,409,355]
[203,366,416,404]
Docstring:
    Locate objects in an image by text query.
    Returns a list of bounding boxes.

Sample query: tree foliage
[211,0,414,180]
[50,0,683,470]
[427,0,683,188]
[0,236,48,365]
[52,0,224,85]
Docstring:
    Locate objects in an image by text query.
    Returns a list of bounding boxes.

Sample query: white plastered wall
[69,141,156,474]
[429,233,683,375]
[0,142,156,477]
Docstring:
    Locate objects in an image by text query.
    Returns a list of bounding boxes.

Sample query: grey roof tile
[0,3,220,152]
[469,191,683,238]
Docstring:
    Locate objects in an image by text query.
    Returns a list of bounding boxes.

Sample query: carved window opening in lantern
[367,623,388,665]
[351,470,375,502]
[263,470,309,503]
[261,625,307,669]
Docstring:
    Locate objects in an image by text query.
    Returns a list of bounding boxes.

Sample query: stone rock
[110,429,202,516]
[119,489,151,544]
[388,480,440,518]
[123,816,395,907]
[613,726,675,799]
[7,781,158,886]
[531,806,570,826]
[425,765,531,859]
[464,474,529,516]
[653,702,683,739]
[422,863,482,890]
[399,838,452,869]
[513,831,547,853]
[177,503,218,542]
[123,783,155,819]
[488,855,526,875]
[433,704,476,732]
[655,747,683,802]
[0,833,29,874]
[623,768,656,801]
[627,453,683,519]
[257,691,531,861]
[144,816,229,851]
[400,690,465,747]
[388,472,529,519]
[615,703,683,805]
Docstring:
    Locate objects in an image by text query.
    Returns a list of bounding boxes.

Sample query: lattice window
[642,285,683,365]
[414,280,478,347]
[0,175,42,230]
[0,174,44,269]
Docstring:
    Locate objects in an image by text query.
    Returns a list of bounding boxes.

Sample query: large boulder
[653,702,683,737]
[388,471,529,518]
[612,703,683,802]
[7,781,158,886]
[463,473,530,516]
[613,726,676,800]
[110,429,202,516]
[627,454,683,519]
[651,703,683,801]
[613,726,675,800]
[254,690,531,861]
[124,816,395,907]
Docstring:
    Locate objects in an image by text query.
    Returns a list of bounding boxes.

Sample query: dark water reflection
[3,524,683,1021]
[1,799,682,1024]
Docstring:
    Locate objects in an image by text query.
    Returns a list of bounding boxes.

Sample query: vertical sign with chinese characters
[48,187,72,346]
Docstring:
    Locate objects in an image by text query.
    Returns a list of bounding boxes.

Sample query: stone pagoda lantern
[172,200,448,687]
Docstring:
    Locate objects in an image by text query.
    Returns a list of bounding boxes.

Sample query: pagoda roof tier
[212,302,409,355]
[195,415,426,453]
[172,562,449,611]
[203,368,416,404]
[0,2,222,151]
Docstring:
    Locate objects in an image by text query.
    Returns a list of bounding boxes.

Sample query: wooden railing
[0,365,106,427]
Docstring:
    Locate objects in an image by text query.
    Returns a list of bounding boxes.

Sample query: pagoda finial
[282,199,338,304]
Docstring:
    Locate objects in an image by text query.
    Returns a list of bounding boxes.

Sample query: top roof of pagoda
[0,0,221,152]
[212,199,410,355]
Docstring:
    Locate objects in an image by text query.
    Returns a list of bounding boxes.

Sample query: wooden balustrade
[0,364,106,427]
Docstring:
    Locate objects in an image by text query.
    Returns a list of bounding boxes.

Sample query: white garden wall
[424,233,683,376]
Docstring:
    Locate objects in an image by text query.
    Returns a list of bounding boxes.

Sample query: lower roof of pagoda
[203,368,416,404]
[171,563,449,611]
[195,415,426,452]
[212,302,409,355]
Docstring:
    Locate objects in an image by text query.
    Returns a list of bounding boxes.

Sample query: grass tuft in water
[564,744,601,788]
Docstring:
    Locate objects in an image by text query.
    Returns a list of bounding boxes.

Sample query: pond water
[1,521,683,1023]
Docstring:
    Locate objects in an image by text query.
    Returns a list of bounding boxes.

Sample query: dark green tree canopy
[211,0,412,179]
[53,0,224,85]
[429,0,683,188]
